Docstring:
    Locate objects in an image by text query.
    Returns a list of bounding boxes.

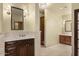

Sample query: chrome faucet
[19,34,26,37]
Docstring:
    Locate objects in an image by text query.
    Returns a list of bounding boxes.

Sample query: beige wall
[26,4,35,32]
[0,4,3,33]
[44,3,72,47]
[45,8,63,46]
[2,3,35,33]
[62,4,72,35]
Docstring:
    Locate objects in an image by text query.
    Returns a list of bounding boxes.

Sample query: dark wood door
[74,9,79,56]
[40,16,45,46]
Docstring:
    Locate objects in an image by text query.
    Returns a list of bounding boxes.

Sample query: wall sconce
[23,9,29,17]
[39,3,50,9]
[6,5,11,15]
[7,11,10,15]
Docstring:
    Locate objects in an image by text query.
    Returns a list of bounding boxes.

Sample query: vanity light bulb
[8,5,10,9]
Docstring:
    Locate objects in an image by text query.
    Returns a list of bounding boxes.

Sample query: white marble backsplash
[2,32,35,41]
[5,31,34,37]
[0,31,35,42]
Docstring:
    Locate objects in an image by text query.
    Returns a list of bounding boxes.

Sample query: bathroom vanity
[0,32,35,56]
[59,34,72,45]
[5,38,34,56]
[0,3,38,56]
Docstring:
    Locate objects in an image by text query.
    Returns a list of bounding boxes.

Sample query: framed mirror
[11,6,24,30]
[65,20,72,32]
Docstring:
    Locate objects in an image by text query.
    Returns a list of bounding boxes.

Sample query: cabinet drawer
[5,49,16,56]
[66,37,71,45]
[5,41,17,46]
[5,45,16,48]
[5,52,16,56]
[5,41,17,56]
[5,47,16,51]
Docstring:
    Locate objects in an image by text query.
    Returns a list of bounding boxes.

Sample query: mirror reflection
[65,20,72,32]
[11,7,24,30]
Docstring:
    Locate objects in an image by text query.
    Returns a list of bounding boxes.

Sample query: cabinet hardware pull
[7,47,16,50]
[7,42,16,44]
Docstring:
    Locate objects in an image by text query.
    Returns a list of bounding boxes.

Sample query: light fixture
[7,11,10,15]
[6,5,11,15]
[24,9,29,17]
[39,3,50,9]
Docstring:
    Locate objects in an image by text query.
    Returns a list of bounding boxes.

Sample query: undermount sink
[19,34,26,37]
[5,33,35,42]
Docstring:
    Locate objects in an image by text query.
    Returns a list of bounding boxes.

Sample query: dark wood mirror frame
[11,6,24,30]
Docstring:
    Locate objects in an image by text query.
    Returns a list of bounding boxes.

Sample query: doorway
[39,3,72,56]
[40,9,45,46]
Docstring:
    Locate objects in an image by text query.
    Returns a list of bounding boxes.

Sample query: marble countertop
[59,34,72,36]
[0,32,35,42]
[4,35,35,42]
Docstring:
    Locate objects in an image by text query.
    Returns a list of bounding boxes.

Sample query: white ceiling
[3,3,31,11]
[39,3,68,10]
[39,3,71,15]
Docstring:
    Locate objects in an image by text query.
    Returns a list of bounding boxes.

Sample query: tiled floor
[40,44,72,56]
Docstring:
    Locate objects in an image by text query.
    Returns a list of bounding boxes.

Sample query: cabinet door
[16,40,28,56]
[66,36,71,45]
[16,43,28,56]
[60,35,66,44]
[27,39,34,56]
[16,39,34,56]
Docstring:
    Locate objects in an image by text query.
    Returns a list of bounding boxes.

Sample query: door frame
[74,9,79,56]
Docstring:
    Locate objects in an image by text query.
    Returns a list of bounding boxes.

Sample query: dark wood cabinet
[59,35,71,45]
[5,38,34,56]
